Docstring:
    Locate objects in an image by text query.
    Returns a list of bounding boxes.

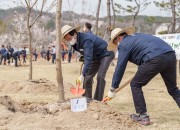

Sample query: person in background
[12,50,23,67]
[67,43,73,63]
[0,45,6,65]
[41,46,46,58]
[33,49,38,61]
[107,27,180,125]
[22,47,27,63]
[83,22,92,33]
[1,50,10,65]
[51,45,56,64]
[8,45,14,63]
[61,42,68,61]
[46,47,51,61]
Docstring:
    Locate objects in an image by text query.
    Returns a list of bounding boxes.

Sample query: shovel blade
[70,87,85,95]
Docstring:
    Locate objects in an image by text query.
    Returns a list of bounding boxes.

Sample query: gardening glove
[108,87,116,98]
[76,74,84,85]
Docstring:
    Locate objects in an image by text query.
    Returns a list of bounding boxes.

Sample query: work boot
[130,114,150,126]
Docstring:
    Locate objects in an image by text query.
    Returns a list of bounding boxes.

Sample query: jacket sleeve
[82,39,93,76]
[112,47,130,88]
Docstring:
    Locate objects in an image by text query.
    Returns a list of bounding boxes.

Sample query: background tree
[56,0,65,102]
[111,0,116,28]
[154,0,180,33]
[116,0,150,26]
[103,0,111,41]
[95,0,101,35]
[24,0,46,80]
[17,0,56,80]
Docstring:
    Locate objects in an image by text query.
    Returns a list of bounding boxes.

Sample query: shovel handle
[102,77,133,102]
[76,82,80,94]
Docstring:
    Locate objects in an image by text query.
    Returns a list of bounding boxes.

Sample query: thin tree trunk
[56,0,65,102]
[107,0,111,28]
[133,0,140,26]
[170,0,176,33]
[95,0,101,35]
[111,0,115,28]
[28,29,32,80]
[27,7,33,80]
[105,0,111,41]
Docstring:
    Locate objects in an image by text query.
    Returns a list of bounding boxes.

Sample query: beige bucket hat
[107,26,135,51]
[61,25,80,40]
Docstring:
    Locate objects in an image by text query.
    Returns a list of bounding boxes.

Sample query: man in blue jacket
[0,45,7,65]
[107,27,180,125]
[83,22,92,33]
[61,25,114,101]
[8,45,14,63]
[12,50,23,67]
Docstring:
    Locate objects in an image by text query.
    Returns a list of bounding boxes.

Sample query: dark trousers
[0,56,6,65]
[47,55,50,61]
[130,52,180,114]
[61,52,66,61]
[13,56,18,67]
[83,52,114,101]
[52,54,56,64]
[23,56,26,63]
[68,52,72,63]
[34,54,38,61]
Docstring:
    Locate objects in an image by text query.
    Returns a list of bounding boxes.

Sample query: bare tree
[23,0,46,80]
[16,0,56,80]
[111,0,116,28]
[107,0,111,28]
[115,0,150,26]
[95,0,101,35]
[154,0,180,33]
[56,0,65,102]
[103,0,111,41]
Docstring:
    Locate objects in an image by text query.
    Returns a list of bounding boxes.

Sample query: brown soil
[0,59,179,130]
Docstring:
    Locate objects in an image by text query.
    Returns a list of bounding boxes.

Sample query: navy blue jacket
[72,32,112,76]
[13,51,22,60]
[0,48,6,55]
[22,49,27,57]
[8,47,14,53]
[2,51,9,59]
[112,33,173,88]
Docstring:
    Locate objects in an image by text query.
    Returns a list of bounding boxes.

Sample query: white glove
[108,88,116,98]
[76,74,84,85]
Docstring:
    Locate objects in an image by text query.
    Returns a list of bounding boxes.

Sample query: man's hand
[108,87,116,98]
[76,74,84,85]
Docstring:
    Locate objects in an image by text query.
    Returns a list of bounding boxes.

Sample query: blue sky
[0,0,168,17]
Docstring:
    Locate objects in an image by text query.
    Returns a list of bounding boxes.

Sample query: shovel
[102,77,133,102]
[70,82,85,95]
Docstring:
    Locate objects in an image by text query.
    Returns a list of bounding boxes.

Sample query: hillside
[0,6,172,34]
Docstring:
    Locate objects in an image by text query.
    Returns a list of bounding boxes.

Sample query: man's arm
[112,47,130,88]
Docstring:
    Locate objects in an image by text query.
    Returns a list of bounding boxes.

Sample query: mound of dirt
[0,96,141,130]
[0,78,58,94]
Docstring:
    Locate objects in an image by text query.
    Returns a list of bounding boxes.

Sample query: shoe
[130,114,150,126]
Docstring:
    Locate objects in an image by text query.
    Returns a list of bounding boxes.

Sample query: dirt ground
[0,58,179,130]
